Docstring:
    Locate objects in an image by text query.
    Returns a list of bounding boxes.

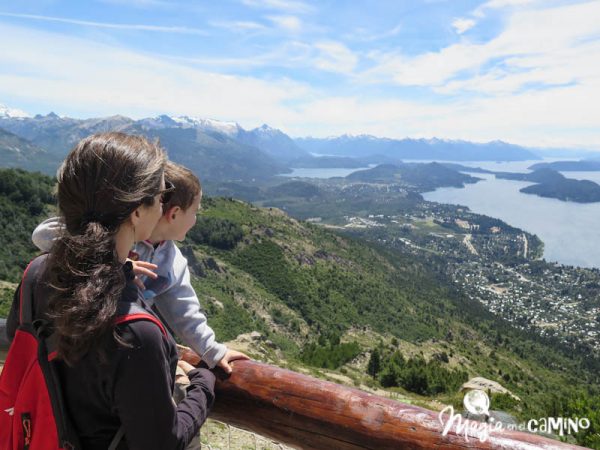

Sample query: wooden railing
[1,323,588,449]
[178,348,586,450]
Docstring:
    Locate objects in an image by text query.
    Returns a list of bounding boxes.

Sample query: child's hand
[126,259,158,290]
[217,349,250,374]
[177,360,196,376]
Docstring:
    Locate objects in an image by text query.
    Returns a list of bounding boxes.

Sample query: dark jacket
[7,262,216,450]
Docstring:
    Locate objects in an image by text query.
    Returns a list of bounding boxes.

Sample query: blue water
[284,159,600,268]
[423,170,600,268]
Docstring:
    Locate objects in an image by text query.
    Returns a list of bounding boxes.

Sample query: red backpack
[0,255,167,450]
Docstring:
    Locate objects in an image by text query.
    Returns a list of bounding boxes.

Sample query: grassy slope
[188,198,598,425]
[0,171,597,445]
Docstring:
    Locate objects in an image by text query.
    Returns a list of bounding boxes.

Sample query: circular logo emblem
[463,389,490,416]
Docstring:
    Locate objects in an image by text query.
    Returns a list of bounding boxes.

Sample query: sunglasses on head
[149,180,175,205]
[141,180,175,207]
[157,180,175,204]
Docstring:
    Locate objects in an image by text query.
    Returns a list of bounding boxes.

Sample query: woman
[8,132,215,449]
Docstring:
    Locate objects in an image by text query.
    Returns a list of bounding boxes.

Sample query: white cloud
[210,20,266,32]
[97,0,171,7]
[344,1,600,148]
[0,12,208,35]
[345,23,402,42]
[0,22,309,127]
[363,43,488,86]
[473,0,540,17]
[267,15,302,32]
[481,0,539,9]
[451,18,475,34]
[287,85,600,149]
[168,39,352,75]
[1,1,599,151]
[363,1,600,93]
[241,0,313,14]
[313,41,358,73]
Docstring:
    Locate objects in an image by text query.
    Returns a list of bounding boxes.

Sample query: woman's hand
[217,350,251,374]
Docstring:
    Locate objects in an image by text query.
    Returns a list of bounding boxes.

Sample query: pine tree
[367,348,381,378]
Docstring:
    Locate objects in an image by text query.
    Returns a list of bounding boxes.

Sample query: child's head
[152,161,202,242]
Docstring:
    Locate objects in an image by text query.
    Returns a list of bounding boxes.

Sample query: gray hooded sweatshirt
[32,217,227,368]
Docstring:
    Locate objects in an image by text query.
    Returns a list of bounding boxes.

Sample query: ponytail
[45,132,166,365]
[47,221,125,365]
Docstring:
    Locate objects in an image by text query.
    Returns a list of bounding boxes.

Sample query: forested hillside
[1,170,598,447]
[0,168,54,281]
[186,197,599,446]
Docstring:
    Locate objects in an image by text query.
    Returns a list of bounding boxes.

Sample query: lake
[286,159,600,269]
[422,161,600,269]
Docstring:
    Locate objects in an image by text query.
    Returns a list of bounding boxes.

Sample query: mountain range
[296,135,541,162]
[0,111,295,180]
[1,103,545,181]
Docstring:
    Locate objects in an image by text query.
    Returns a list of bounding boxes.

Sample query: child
[32,161,248,373]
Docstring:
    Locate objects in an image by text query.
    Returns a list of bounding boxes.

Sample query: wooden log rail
[183,344,585,450]
[2,324,588,449]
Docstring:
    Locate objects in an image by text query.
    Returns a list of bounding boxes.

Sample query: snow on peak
[253,124,283,136]
[172,116,241,135]
[333,133,378,140]
[0,103,29,119]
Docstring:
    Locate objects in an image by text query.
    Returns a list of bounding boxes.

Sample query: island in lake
[345,162,481,191]
[495,168,600,203]
[528,160,600,171]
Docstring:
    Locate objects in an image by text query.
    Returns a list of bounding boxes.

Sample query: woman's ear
[129,206,143,228]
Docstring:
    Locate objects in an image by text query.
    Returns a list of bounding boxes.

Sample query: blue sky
[0,0,599,149]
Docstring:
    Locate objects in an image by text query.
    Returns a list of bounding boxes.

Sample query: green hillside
[186,197,598,446]
[1,170,599,447]
[0,168,55,282]
[0,128,61,174]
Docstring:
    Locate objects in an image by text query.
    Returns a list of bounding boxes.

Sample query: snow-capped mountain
[134,115,308,162]
[137,115,242,136]
[0,104,29,119]
[0,108,292,180]
[174,116,241,136]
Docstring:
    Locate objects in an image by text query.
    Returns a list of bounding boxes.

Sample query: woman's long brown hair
[46,132,166,365]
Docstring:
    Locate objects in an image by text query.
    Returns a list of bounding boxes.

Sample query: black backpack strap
[114,302,168,337]
[107,425,125,450]
[18,254,49,325]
